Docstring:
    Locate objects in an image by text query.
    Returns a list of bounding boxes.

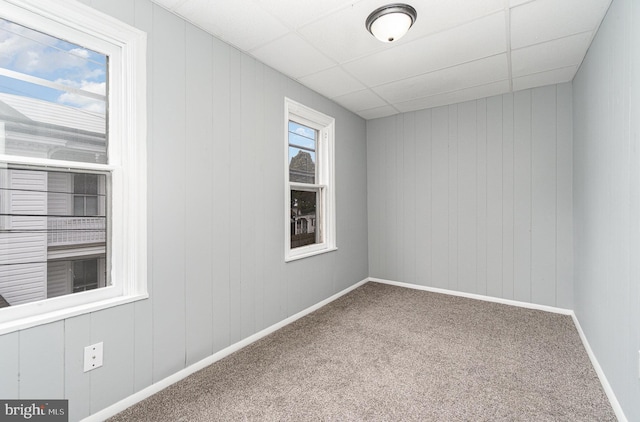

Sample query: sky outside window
[0,17,107,114]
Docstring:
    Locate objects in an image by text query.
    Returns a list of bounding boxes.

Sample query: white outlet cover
[84,342,104,372]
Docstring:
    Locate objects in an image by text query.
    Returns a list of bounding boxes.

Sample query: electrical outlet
[84,342,103,372]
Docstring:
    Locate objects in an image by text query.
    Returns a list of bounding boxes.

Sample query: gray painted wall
[0,1,368,420]
[573,0,640,419]
[367,85,573,309]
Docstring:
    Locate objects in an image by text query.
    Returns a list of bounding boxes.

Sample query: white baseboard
[83,277,369,422]
[369,277,573,315]
[86,276,627,422]
[571,313,628,422]
[370,277,627,421]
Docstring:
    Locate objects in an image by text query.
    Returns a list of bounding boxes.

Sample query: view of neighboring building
[289,149,318,248]
[0,92,107,306]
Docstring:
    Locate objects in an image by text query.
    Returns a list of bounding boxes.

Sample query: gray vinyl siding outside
[0,170,48,305]
[0,1,369,420]
[367,84,573,309]
[573,0,640,420]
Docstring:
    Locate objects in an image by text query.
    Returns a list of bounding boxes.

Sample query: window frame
[284,98,336,262]
[0,0,147,335]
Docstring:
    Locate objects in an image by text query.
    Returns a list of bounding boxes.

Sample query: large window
[285,98,336,261]
[0,0,147,334]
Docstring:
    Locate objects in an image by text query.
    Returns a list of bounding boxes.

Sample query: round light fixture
[365,3,417,43]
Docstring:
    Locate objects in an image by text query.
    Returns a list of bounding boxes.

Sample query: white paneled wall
[367,84,573,308]
[573,0,640,420]
[0,1,369,420]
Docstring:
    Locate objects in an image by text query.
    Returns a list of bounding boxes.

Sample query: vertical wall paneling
[254,61,267,332]
[367,85,572,308]
[430,106,449,288]
[19,322,64,398]
[530,86,557,306]
[90,305,135,413]
[336,106,369,291]
[89,0,134,25]
[573,0,640,419]
[64,315,91,421]
[448,105,459,291]
[385,117,398,280]
[555,83,573,309]
[185,23,214,366]
[240,54,257,339]
[228,47,243,345]
[151,5,187,382]
[211,37,232,353]
[0,332,19,398]
[133,0,154,395]
[133,299,153,392]
[476,99,488,295]
[414,109,432,286]
[394,115,405,283]
[457,101,477,294]
[367,118,384,279]
[403,113,416,284]
[501,93,515,299]
[263,66,287,327]
[0,0,370,417]
[486,95,503,298]
[512,90,532,303]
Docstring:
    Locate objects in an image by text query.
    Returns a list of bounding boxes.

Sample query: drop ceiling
[150,0,612,120]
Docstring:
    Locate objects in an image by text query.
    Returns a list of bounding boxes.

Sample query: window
[0,0,147,334]
[285,98,336,261]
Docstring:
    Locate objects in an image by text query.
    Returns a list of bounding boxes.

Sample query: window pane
[288,121,316,149]
[290,189,320,249]
[0,167,108,306]
[289,147,316,183]
[288,120,317,184]
[0,18,108,164]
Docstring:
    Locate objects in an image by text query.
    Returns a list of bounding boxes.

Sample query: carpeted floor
[110,282,616,421]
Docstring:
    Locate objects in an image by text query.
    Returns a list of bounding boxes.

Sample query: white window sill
[285,246,338,262]
[0,293,149,335]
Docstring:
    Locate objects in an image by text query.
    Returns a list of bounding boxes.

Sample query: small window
[284,98,336,261]
[0,1,147,334]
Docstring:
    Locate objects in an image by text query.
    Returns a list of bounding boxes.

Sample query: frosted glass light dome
[366,4,417,43]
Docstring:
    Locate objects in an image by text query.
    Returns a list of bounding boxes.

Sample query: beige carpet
[110,282,616,421]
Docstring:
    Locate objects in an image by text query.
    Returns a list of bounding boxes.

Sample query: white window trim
[284,98,336,262]
[0,0,147,335]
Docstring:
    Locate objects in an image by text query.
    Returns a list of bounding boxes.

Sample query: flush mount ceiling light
[365,3,417,43]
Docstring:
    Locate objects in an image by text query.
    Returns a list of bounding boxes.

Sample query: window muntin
[0,0,147,334]
[284,98,335,261]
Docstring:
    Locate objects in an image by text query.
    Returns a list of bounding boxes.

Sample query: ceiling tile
[150,0,611,118]
[250,33,335,79]
[510,0,612,49]
[152,0,186,9]
[299,0,505,64]
[343,11,506,87]
[255,0,355,29]
[509,0,532,6]
[299,66,365,99]
[175,0,290,51]
[333,89,387,112]
[394,80,509,113]
[512,66,577,91]
[357,105,399,120]
[410,0,504,38]
[373,54,509,104]
[511,32,592,77]
[297,0,393,64]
